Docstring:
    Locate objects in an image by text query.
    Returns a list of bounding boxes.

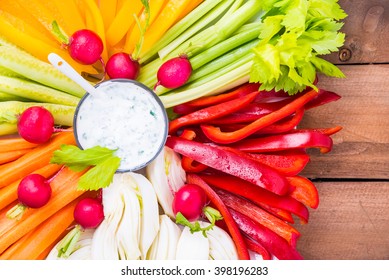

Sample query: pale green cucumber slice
[0,101,75,127]
[0,91,31,102]
[0,46,85,97]
[0,76,80,106]
[0,65,23,78]
[0,123,18,136]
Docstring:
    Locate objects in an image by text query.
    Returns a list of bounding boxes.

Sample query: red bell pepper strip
[184,83,260,108]
[199,173,309,224]
[166,136,290,195]
[208,100,290,125]
[169,91,259,134]
[287,176,319,209]
[201,89,319,144]
[217,145,309,176]
[229,208,303,260]
[253,108,305,135]
[247,150,310,176]
[186,173,250,260]
[244,238,271,260]
[231,130,333,154]
[178,129,208,172]
[215,188,300,246]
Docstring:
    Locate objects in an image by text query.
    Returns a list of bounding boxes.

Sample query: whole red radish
[173,184,207,221]
[74,197,104,229]
[68,29,104,65]
[17,174,52,208]
[17,106,54,144]
[155,55,192,89]
[106,52,140,80]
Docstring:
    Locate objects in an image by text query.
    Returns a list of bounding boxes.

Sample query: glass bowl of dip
[73,79,168,172]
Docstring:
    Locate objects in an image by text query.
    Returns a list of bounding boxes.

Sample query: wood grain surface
[297,0,389,259]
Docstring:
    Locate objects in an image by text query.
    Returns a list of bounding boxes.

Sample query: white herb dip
[74,79,168,171]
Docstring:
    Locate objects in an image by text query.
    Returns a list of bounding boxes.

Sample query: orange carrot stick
[0,136,39,152]
[0,132,76,189]
[0,149,33,165]
[0,166,85,254]
[3,199,77,260]
[0,164,63,211]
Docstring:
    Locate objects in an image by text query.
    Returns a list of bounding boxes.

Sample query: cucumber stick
[0,76,80,106]
[0,101,75,127]
[0,123,17,136]
[0,46,85,98]
[0,91,30,102]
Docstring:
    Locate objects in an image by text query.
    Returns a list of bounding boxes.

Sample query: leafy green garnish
[250,0,347,94]
[175,206,223,238]
[50,145,121,191]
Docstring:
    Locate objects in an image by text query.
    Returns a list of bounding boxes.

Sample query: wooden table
[296,0,389,259]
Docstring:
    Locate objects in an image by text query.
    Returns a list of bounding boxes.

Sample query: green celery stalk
[157,0,235,60]
[0,76,80,106]
[0,101,75,127]
[190,21,261,69]
[160,62,252,108]
[139,0,223,64]
[0,46,85,97]
[155,40,258,95]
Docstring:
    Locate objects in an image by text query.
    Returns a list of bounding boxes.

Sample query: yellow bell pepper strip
[99,0,117,31]
[200,89,319,144]
[229,208,303,260]
[165,136,290,196]
[0,14,93,74]
[83,0,108,63]
[140,0,192,55]
[0,10,56,47]
[0,1,54,45]
[168,91,259,134]
[52,0,86,34]
[186,173,250,260]
[106,0,143,48]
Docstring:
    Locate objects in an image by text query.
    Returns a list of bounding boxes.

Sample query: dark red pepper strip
[229,208,303,260]
[215,188,300,246]
[169,91,259,134]
[201,89,319,144]
[244,238,271,260]
[185,83,260,107]
[181,156,208,172]
[217,146,309,176]
[287,176,319,209]
[166,136,290,195]
[198,173,309,224]
[304,89,341,110]
[231,130,333,154]
[186,173,250,260]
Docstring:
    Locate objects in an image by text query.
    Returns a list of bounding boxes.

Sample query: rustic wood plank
[300,64,389,179]
[296,181,389,260]
[327,0,389,64]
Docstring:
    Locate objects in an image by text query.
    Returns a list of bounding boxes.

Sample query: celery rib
[140,0,223,64]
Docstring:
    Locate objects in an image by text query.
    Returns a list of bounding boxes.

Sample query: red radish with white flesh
[17,106,55,144]
[74,197,104,229]
[17,174,52,208]
[105,52,140,80]
[68,29,104,65]
[173,184,207,222]
[155,55,192,89]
